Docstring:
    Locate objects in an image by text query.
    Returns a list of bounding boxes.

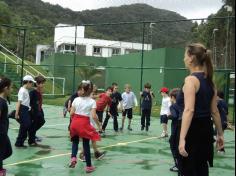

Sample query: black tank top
[176,72,214,119]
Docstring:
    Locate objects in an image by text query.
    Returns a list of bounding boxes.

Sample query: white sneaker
[160,132,168,138]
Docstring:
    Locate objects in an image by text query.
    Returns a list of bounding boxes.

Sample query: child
[96,87,112,125]
[160,87,171,138]
[217,90,229,131]
[28,76,46,146]
[78,84,106,162]
[120,84,137,131]
[67,89,83,131]
[168,88,180,172]
[217,90,230,153]
[140,83,154,132]
[15,75,35,147]
[63,88,83,118]
[63,98,70,118]
[102,83,123,132]
[0,77,12,176]
[69,80,102,173]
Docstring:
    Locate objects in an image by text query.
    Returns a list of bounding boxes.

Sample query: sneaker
[69,157,77,168]
[141,126,145,131]
[15,144,27,148]
[127,126,133,131]
[170,166,179,172]
[145,126,149,132]
[95,151,106,160]
[35,136,42,142]
[0,169,6,176]
[217,149,226,155]
[85,166,96,173]
[79,152,86,162]
[29,142,38,147]
[160,132,168,138]
[119,127,123,131]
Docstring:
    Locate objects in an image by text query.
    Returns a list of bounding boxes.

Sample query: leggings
[71,137,91,167]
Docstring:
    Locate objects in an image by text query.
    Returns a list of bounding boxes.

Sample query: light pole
[212,28,219,68]
[148,23,155,50]
[224,5,233,69]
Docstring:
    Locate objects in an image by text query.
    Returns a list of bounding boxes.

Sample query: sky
[41,0,224,19]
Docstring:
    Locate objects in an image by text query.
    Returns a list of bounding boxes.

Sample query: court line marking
[4,136,161,167]
[10,123,68,130]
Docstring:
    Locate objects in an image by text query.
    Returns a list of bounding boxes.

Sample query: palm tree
[76,63,103,81]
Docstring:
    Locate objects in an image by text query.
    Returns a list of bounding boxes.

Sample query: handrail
[0,43,46,77]
[0,48,66,95]
[0,51,35,77]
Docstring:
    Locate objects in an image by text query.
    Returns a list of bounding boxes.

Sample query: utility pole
[212,28,219,68]
[224,5,233,69]
[20,28,27,86]
[149,23,155,50]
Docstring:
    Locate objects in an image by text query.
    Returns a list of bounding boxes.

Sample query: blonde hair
[186,43,214,87]
[124,84,131,89]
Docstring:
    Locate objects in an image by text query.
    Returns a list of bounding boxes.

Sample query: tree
[76,63,103,81]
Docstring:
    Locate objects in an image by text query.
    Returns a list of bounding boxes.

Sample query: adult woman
[177,43,224,176]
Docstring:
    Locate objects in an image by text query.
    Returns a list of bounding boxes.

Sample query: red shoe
[69,157,77,168]
[85,166,96,173]
[0,169,6,176]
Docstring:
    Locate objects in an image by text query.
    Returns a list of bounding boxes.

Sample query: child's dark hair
[0,76,12,93]
[217,90,224,99]
[144,83,151,89]
[106,87,113,92]
[170,88,180,99]
[79,81,93,97]
[112,82,118,87]
[35,76,46,84]
[23,80,31,85]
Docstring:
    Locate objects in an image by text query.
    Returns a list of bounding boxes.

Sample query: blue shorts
[160,115,168,124]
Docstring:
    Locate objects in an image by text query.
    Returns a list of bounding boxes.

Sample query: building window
[93,47,101,55]
[64,45,75,52]
[65,45,70,51]
[112,48,121,55]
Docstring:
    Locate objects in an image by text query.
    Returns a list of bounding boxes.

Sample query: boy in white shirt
[120,84,137,131]
[160,87,171,138]
[15,75,35,147]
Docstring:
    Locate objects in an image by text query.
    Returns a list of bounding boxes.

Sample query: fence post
[63,78,65,95]
[72,25,77,93]
[52,77,55,95]
[139,22,146,114]
[4,55,6,73]
[20,28,27,86]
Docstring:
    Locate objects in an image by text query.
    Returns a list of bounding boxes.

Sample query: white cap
[23,75,36,83]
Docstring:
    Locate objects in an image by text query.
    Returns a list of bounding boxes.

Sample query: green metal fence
[0,16,235,122]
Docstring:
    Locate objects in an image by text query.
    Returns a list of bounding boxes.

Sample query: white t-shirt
[72,97,96,117]
[122,92,137,109]
[160,96,171,115]
[18,87,30,108]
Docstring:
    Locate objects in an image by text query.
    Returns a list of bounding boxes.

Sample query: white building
[36,24,152,64]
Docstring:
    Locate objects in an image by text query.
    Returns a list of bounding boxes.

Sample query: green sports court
[4,104,235,176]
